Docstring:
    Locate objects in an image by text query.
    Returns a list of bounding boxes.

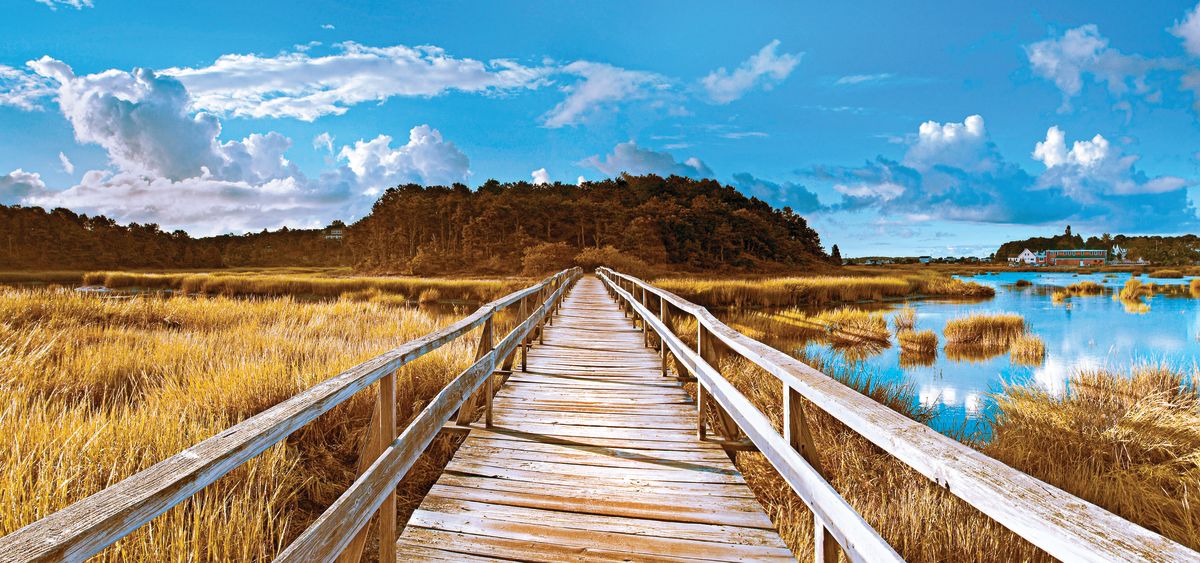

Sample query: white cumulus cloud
[161,42,552,121]
[580,141,712,179]
[531,168,550,185]
[1025,25,1169,111]
[1033,126,1184,195]
[16,57,472,235]
[1171,3,1200,57]
[338,125,470,190]
[701,40,801,104]
[0,169,49,204]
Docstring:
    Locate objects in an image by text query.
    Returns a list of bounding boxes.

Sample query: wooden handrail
[0,267,581,562]
[276,268,578,560]
[598,270,901,563]
[597,267,1199,563]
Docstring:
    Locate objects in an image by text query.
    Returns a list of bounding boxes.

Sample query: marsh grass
[770,307,891,348]
[1051,281,1106,303]
[676,307,1200,559]
[985,365,1200,550]
[943,313,1026,346]
[1009,334,1046,365]
[0,287,480,560]
[83,271,524,303]
[655,272,993,309]
[1149,269,1185,279]
[897,329,938,354]
[0,270,86,284]
[891,307,915,333]
[660,320,1047,561]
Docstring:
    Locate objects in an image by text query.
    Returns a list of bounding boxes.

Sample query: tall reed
[0,288,476,560]
[655,273,993,309]
[943,313,1026,346]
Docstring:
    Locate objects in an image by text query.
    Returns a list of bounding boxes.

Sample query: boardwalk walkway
[396,276,793,561]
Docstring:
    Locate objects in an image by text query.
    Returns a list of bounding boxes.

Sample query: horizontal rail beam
[276,270,578,560]
[599,272,901,563]
[0,268,578,562]
[598,267,1199,563]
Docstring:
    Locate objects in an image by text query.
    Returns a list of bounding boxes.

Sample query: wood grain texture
[396,276,793,562]
[599,267,1200,563]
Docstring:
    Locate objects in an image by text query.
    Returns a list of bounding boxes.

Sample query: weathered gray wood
[396,276,792,561]
[275,271,578,561]
[786,385,838,563]
[0,268,577,562]
[601,270,903,563]
[378,370,397,563]
[599,267,1200,563]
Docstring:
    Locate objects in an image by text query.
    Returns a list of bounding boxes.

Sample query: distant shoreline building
[1008,248,1107,267]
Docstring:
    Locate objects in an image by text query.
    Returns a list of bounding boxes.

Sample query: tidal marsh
[654,272,993,309]
[0,287,481,560]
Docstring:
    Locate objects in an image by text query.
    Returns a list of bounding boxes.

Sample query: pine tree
[830,244,842,265]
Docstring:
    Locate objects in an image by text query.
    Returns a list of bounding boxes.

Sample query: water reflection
[720,270,1200,437]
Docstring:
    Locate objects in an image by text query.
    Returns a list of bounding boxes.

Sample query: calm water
[750,271,1200,436]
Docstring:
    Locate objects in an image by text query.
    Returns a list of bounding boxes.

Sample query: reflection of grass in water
[705,305,1200,559]
[1051,281,1106,303]
[1009,334,1046,365]
[899,348,938,368]
[945,342,1010,363]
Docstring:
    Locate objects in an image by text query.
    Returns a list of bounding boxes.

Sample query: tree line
[995,226,1200,265]
[0,174,828,274]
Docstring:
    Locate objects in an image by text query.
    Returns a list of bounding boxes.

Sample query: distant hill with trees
[995,225,1200,265]
[1,174,829,274]
[0,206,349,271]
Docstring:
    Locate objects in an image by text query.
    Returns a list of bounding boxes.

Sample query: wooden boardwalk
[396,276,793,561]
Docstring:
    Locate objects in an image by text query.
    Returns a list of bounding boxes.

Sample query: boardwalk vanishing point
[397,276,793,561]
[2,267,1197,562]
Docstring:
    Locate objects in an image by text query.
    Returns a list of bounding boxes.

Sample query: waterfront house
[1045,248,1106,267]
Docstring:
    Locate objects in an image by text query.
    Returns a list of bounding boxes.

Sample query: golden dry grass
[1009,334,1046,365]
[985,365,1200,551]
[1148,269,1185,279]
[82,270,525,303]
[0,287,480,560]
[897,328,938,355]
[654,272,993,309]
[943,313,1026,346]
[891,307,915,333]
[676,311,1199,559]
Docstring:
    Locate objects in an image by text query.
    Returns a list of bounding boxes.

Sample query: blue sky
[3,0,1200,257]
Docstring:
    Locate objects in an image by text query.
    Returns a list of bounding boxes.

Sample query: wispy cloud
[34,0,93,10]
[834,73,894,86]
[701,40,801,103]
[720,131,768,139]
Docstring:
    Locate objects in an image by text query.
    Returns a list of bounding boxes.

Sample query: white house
[1010,248,1038,265]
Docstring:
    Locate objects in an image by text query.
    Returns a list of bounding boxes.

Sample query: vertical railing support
[698,323,741,441]
[785,384,839,563]
[455,315,494,426]
[659,295,669,377]
[377,370,397,562]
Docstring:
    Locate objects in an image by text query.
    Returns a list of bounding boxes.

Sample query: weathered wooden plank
[406,509,795,561]
[416,497,783,547]
[397,276,791,560]
[276,270,579,561]
[600,267,1200,563]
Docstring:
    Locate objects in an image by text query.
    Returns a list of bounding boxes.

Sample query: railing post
[520,293,530,372]
[455,315,493,426]
[785,383,838,563]
[377,370,397,562]
[698,322,741,441]
[659,295,669,377]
